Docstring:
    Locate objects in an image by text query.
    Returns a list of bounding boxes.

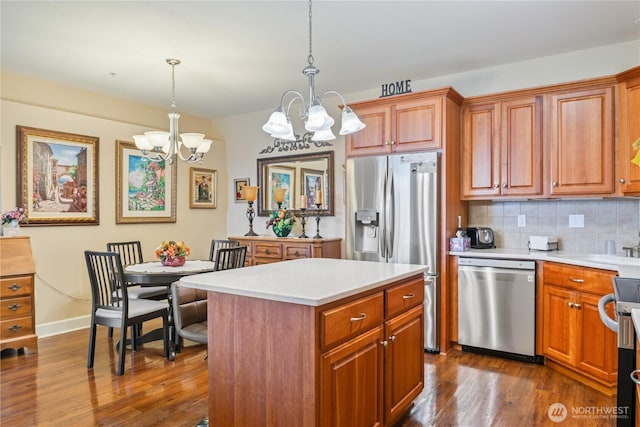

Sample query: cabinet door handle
[402,293,415,300]
[568,302,574,308]
[620,178,626,184]
[390,140,396,145]
[9,325,22,332]
[8,304,22,311]
[388,335,396,342]
[493,183,499,189]
[573,303,581,309]
[385,141,390,145]
[552,181,558,187]
[380,340,388,347]
[8,284,22,291]
[631,370,640,385]
[568,278,584,283]
[350,313,367,322]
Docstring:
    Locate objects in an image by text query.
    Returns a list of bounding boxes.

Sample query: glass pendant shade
[339,107,367,135]
[180,133,206,149]
[144,131,170,149]
[196,139,212,154]
[263,110,290,135]
[312,128,336,141]
[133,135,153,150]
[271,120,296,141]
[305,104,334,132]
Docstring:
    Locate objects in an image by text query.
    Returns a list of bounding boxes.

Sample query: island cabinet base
[206,272,425,427]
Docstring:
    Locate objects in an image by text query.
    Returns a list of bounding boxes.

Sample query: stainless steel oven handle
[598,293,618,333]
[631,370,640,385]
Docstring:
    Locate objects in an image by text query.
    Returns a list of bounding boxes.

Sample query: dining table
[123,260,216,354]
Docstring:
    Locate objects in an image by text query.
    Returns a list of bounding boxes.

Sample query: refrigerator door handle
[385,165,394,259]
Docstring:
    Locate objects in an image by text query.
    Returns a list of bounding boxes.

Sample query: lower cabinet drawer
[0,316,33,340]
[0,297,32,319]
[386,277,424,318]
[543,262,615,294]
[320,292,384,350]
[253,243,283,259]
[284,244,311,260]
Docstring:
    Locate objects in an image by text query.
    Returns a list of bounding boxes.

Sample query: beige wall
[1,73,227,336]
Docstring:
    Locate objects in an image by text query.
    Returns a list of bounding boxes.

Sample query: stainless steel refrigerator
[346,152,440,352]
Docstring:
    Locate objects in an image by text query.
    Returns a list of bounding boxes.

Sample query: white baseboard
[36,315,90,338]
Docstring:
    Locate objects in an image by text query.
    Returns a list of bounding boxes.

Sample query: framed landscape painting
[16,125,99,225]
[265,165,295,210]
[116,140,177,223]
[189,167,217,209]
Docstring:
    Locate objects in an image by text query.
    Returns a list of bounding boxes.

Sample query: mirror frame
[257,151,334,217]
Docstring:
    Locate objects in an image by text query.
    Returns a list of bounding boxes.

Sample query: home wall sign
[380,79,412,98]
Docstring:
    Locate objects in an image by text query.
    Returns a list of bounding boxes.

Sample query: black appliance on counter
[464,227,495,249]
[599,276,640,427]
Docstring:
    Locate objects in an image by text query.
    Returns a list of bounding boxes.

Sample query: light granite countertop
[179,258,427,306]
[449,248,640,278]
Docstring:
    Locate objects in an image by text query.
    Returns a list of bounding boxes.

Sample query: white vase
[2,220,21,236]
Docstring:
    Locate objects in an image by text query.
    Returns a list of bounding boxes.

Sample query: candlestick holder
[313,203,323,239]
[244,201,258,236]
[298,208,309,238]
[276,202,283,210]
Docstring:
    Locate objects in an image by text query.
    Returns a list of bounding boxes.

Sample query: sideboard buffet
[229,235,341,265]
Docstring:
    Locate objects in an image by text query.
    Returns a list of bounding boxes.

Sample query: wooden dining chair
[208,239,240,262]
[84,250,169,375]
[106,241,168,300]
[213,246,247,271]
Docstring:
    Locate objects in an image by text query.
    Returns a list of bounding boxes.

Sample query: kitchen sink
[556,254,640,267]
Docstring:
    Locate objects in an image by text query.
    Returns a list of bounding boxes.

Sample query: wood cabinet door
[500,96,543,197]
[393,96,442,152]
[619,77,640,195]
[548,87,615,195]
[384,305,424,426]
[345,104,391,157]
[542,285,574,365]
[462,102,500,198]
[320,325,385,427]
[575,292,617,384]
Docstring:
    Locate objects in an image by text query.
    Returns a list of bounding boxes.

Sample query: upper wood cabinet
[547,86,615,196]
[345,88,463,157]
[461,96,542,199]
[617,67,640,195]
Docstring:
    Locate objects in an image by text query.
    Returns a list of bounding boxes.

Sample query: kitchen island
[180,258,427,427]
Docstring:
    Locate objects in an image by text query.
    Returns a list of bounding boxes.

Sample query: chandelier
[133,59,211,164]
[262,0,366,142]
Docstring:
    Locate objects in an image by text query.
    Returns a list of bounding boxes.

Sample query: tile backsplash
[468,199,640,256]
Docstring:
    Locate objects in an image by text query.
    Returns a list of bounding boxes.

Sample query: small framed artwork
[16,125,99,226]
[301,168,324,205]
[234,178,250,203]
[189,167,217,209]
[116,140,177,223]
[265,165,295,210]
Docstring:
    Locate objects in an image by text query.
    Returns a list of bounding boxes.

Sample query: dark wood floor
[1,320,617,426]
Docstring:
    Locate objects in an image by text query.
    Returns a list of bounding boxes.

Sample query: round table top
[124,260,216,285]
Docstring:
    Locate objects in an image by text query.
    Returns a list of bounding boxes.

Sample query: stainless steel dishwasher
[458,257,537,361]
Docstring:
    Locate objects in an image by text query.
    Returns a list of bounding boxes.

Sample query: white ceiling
[1,1,639,120]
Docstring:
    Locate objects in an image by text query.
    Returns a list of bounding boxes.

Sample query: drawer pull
[8,283,22,291]
[568,278,584,283]
[402,293,415,300]
[265,249,270,255]
[8,304,22,311]
[568,302,574,308]
[631,370,640,385]
[294,251,300,257]
[9,325,22,332]
[350,313,367,322]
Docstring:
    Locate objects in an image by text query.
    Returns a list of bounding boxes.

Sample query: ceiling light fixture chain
[133,58,212,164]
[262,0,366,145]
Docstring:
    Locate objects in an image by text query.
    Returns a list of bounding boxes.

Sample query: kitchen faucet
[622,232,640,257]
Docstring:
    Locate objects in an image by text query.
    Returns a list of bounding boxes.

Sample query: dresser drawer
[543,262,615,294]
[320,292,384,349]
[0,276,33,298]
[253,242,283,260]
[284,244,311,260]
[0,297,32,319]
[386,276,424,318]
[0,316,33,340]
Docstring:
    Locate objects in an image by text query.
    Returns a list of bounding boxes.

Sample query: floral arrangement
[1,207,27,225]
[266,209,295,233]
[155,240,190,260]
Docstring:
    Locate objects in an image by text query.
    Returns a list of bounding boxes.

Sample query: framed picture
[116,140,177,223]
[16,125,99,226]
[264,165,295,210]
[189,167,217,209]
[234,178,250,203]
[301,168,324,205]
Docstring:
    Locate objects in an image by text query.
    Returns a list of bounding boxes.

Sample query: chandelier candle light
[133,59,212,164]
[243,186,259,236]
[262,0,366,142]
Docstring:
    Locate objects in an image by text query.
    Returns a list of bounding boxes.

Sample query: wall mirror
[257,151,334,216]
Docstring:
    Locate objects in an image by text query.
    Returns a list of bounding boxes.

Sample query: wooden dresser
[0,236,37,353]
[229,236,342,265]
